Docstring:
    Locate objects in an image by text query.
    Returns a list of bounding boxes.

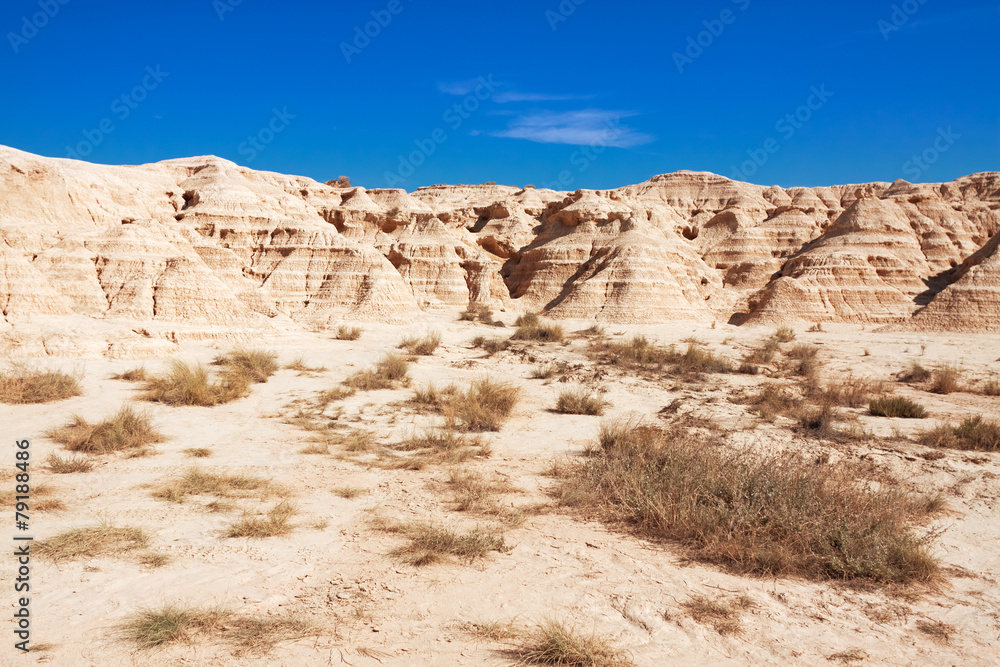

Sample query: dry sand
[4,312,1000,665]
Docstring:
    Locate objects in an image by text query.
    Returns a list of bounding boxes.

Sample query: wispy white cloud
[492,91,592,103]
[491,109,654,148]
[437,79,483,96]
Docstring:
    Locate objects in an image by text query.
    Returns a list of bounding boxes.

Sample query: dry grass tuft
[411,383,459,410]
[224,615,313,656]
[507,619,633,666]
[141,360,250,406]
[471,335,511,356]
[556,387,608,416]
[529,363,565,380]
[46,454,93,474]
[225,500,297,538]
[745,383,798,421]
[447,469,517,514]
[36,524,150,561]
[819,375,886,408]
[333,486,368,499]
[213,348,279,384]
[375,518,506,566]
[112,366,149,382]
[459,306,496,324]
[900,361,932,383]
[284,358,328,374]
[596,337,731,376]
[554,419,940,584]
[461,620,520,642]
[121,605,228,649]
[773,326,796,343]
[0,366,81,404]
[915,619,955,643]
[511,312,564,343]
[343,353,410,390]
[931,364,962,395]
[869,396,927,419]
[48,405,164,454]
[391,428,491,466]
[152,467,276,503]
[183,448,213,458]
[444,379,521,432]
[336,325,363,341]
[920,416,1000,451]
[399,331,442,356]
[682,594,755,636]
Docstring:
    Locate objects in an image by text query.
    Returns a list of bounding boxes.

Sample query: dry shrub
[343,353,410,390]
[112,366,149,382]
[471,335,511,355]
[530,363,564,380]
[48,405,164,454]
[921,416,1000,451]
[511,312,564,342]
[336,325,363,341]
[598,337,731,375]
[555,420,940,583]
[459,306,496,323]
[183,448,213,458]
[745,383,798,421]
[141,360,250,406]
[744,337,781,365]
[682,594,755,636]
[507,619,633,666]
[333,486,367,499]
[213,348,279,384]
[121,605,311,654]
[399,331,442,356]
[36,524,150,561]
[773,326,796,343]
[444,379,520,432]
[979,378,1000,396]
[447,469,517,513]
[869,396,928,419]
[797,399,841,439]
[931,365,962,395]
[900,361,932,383]
[47,454,93,474]
[556,387,608,416]
[820,375,885,408]
[153,467,275,503]
[411,383,459,410]
[0,366,81,404]
[915,619,955,643]
[225,500,296,538]
[284,358,327,374]
[375,518,506,566]
[391,428,490,466]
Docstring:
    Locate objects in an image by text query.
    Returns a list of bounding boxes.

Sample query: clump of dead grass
[444,379,520,432]
[284,358,327,374]
[336,325,363,341]
[0,366,81,404]
[511,312,564,343]
[931,364,962,395]
[152,467,277,503]
[212,348,279,384]
[556,387,608,416]
[373,517,507,566]
[920,416,1000,451]
[47,405,164,454]
[399,331,442,356]
[446,469,517,514]
[36,524,150,561]
[224,500,297,538]
[554,419,941,584]
[112,366,149,382]
[141,360,250,406]
[773,326,796,343]
[596,337,732,375]
[471,335,511,356]
[869,396,927,419]
[681,594,755,636]
[46,454,93,474]
[389,428,491,467]
[343,353,410,390]
[506,619,633,666]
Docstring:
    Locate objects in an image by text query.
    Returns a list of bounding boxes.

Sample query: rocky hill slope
[2,145,998,350]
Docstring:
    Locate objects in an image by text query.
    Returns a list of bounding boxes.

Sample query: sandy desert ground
[4,311,999,666]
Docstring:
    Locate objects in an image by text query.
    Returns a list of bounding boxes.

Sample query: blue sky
[1,0,998,190]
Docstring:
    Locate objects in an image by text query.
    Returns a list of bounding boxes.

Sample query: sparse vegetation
[46,454,93,474]
[225,500,297,538]
[444,378,520,432]
[596,336,732,375]
[121,605,227,649]
[374,518,506,566]
[112,366,149,382]
[530,363,564,380]
[36,524,150,561]
[507,619,633,666]
[152,467,276,503]
[343,352,410,390]
[319,428,376,453]
[979,378,1000,396]
[399,331,442,356]
[471,335,511,355]
[183,448,213,458]
[213,348,279,384]
[0,366,81,404]
[556,387,608,416]
[284,358,327,374]
[555,420,940,583]
[745,383,798,421]
[773,326,796,343]
[920,416,1000,451]
[336,325,363,341]
[869,396,928,419]
[333,486,368,499]
[931,364,962,395]
[915,619,955,643]
[446,469,517,514]
[391,428,491,466]
[47,405,164,454]
[511,312,565,343]
[459,306,496,324]
[682,594,755,636]
[141,360,250,406]
[900,361,932,383]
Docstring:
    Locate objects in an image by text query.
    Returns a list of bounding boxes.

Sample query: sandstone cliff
[1,145,998,350]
